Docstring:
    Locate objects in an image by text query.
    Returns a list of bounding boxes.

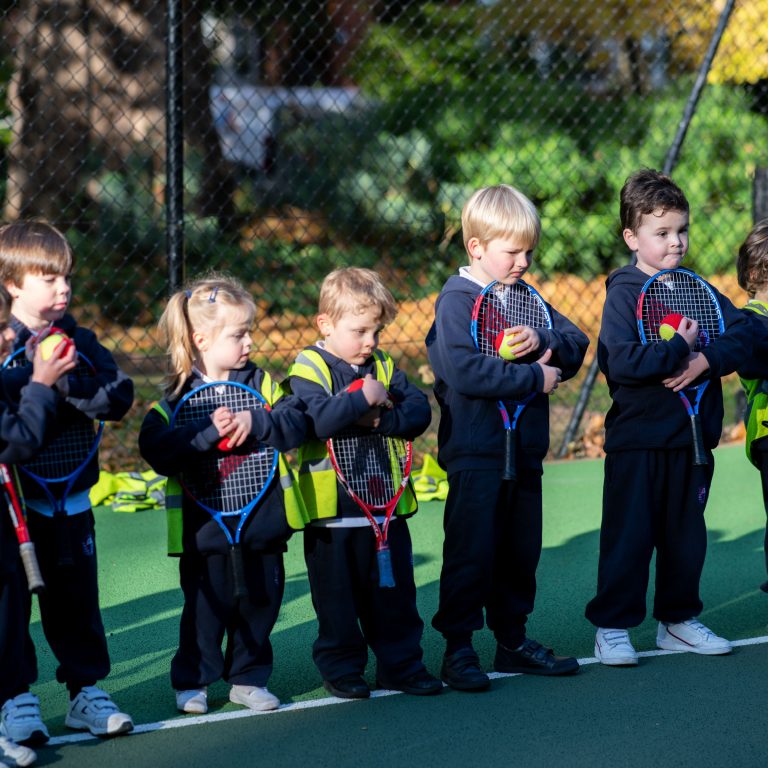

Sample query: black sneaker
[494,638,579,676]
[323,675,371,699]
[377,669,443,696]
[440,648,490,691]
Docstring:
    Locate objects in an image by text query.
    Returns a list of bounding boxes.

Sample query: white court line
[48,634,768,747]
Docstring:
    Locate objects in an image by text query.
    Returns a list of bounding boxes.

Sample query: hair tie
[208,287,219,303]
[184,289,192,299]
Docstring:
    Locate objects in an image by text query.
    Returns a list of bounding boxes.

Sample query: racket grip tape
[230,544,248,600]
[19,542,45,593]
[690,413,707,467]
[502,429,516,482]
[376,547,396,588]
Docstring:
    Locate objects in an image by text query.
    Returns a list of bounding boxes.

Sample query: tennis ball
[494,329,521,361]
[37,332,70,360]
[217,437,233,452]
[659,313,684,341]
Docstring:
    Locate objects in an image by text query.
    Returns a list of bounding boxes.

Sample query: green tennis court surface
[28,444,768,767]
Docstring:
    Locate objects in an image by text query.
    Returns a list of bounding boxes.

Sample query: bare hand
[534,348,562,394]
[211,406,235,436]
[503,325,541,358]
[662,351,710,391]
[361,374,390,408]
[219,409,253,448]
[677,317,699,350]
[30,340,77,388]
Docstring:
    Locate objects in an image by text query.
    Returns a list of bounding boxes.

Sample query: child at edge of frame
[584,168,752,665]
[425,183,589,691]
[0,282,77,768]
[735,219,768,593]
[138,274,308,716]
[0,220,135,744]
[286,266,442,700]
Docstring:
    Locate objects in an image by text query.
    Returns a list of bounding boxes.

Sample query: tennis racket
[327,428,412,588]
[470,280,553,482]
[636,268,724,466]
[1,463,44,593]
[170,381,278,599]
[3,345,104,566]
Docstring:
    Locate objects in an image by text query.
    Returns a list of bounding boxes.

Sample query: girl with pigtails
[139,274,308,715]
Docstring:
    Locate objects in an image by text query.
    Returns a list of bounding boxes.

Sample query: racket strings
[174,385,276,514]
[331,434,409,507]
[641,273,722,349]
[23,421,99,479]
[475,284,550,357]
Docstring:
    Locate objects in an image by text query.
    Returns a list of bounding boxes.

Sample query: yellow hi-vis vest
[286,348,418,521]
[741,299,768,467]
[153,371,308,555]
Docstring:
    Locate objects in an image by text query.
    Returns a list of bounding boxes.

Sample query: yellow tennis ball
[38,332,69,360]
[494,329,521,361]
[658,313,683,341]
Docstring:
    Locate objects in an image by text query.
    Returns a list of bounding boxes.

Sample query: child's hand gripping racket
[170,381,279,600]
[636,267,724,466]
[327,378,410,588]
[1,463,44,593]
[3,339,103,566]
[470,280,553,482]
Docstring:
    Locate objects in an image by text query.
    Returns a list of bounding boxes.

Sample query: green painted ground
[25,444,768,767]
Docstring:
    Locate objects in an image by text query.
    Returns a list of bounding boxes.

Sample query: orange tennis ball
[659,313,684,341]
[494,329,521,361]
[38,332,71,360]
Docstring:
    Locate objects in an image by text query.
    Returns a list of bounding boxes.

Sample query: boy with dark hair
[427,183,588,691]
[586,169,751,664]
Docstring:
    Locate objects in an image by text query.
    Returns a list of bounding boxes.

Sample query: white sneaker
[65,687,134,737]
[0,695,48,745]
[595,628,639,666]
[175,688,208,714]
[0,736,36,767]
[229,685,280,712]
[657,619,732,655]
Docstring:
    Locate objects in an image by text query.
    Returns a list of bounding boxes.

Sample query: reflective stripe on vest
[741,300,768,467]
[286,349,417,520]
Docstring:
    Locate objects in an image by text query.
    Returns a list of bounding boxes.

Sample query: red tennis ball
[345,378,365,393]
[659,313,684,341]
[217,437,233,452]
[494,329,520,361]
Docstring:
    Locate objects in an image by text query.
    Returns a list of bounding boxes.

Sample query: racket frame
[326,432,413,588]
[170,380,279,599]
[2,346,105,566]
[469,279,553,482]
[636,267,725,466]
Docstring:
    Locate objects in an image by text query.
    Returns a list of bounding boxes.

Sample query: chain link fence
[1,0,766,470]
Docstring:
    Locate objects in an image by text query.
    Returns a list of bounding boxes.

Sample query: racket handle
[690,413,707,466]
[376,546,396,588]
[230,544,248,600]
[19,541,45,593]
[502,429,516,482]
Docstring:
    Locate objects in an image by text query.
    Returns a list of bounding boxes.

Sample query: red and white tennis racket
[636,268,724,466]
[470,280,553,482]
[1,463,44,593]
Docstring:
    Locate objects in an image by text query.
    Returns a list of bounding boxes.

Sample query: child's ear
[4,280,20,299]
[622,228,638,251]
[316,313,333,336]
[466,237,484,260]
[191,329,208,352]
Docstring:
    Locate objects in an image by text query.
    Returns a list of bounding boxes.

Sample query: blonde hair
[461,184,541,258]
[737,220,768,298]
[158,274,256,397]
[318,267,397,325]
[0,220,74,285]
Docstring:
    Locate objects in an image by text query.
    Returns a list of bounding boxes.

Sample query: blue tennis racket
[170,380,278,599]
[470,280,553,482]
[636,268,724,466]
[3,344,104,566]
